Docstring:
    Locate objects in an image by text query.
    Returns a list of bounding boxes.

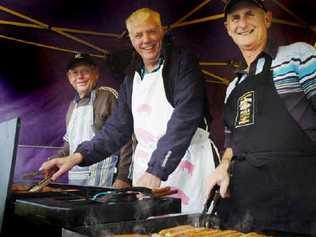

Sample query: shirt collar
[139,56,164,80]
[236,37,279,77]
[264,36,279,59]
[74,89,95,104]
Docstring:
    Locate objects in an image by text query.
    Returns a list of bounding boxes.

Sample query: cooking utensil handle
[202,185,220,214]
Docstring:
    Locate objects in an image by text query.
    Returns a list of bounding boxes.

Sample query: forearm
[221,148,233,162]
[220,147,233,170]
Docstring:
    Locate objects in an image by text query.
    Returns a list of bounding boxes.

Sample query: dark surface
[13,185,181,228]
[4,213,62,237]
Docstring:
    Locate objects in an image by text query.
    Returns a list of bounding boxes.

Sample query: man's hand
[206,148,233,198]
[207,159,231,198]
[39,153,83,181]
[135,172,161,189]
[112,179,131,189]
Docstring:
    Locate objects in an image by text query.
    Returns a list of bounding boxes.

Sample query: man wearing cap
[40,8,218,213]
[53,53,132,188]
[207,0,316,233]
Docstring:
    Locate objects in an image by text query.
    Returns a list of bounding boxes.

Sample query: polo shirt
[225,41,316,147]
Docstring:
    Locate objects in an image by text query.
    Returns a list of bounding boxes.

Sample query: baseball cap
[66,53,96,71]
[224,0,267,18]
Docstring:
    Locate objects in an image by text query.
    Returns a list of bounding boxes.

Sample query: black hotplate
[13,184,181,228]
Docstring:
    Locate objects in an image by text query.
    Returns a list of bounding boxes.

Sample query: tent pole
[202,70,230,85]
[171,0,211,27]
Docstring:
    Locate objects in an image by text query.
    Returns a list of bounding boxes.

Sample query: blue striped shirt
[225,41,316,147]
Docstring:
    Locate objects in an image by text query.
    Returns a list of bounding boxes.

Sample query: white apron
[66,90,117,187]
[132,65,216,213]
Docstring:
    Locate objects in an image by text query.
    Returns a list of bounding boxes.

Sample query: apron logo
[235,91,255,128]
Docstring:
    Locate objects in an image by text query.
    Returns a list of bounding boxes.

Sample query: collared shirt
[224,40,316,147]
[74,91,92,104]
[139,57,164,80]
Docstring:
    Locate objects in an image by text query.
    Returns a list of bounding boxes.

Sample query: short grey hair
[126,8,162,34]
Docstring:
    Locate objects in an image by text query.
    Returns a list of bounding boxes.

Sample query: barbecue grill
[0,117,181,237]
[10,183,181,236]
[1,118,313,237]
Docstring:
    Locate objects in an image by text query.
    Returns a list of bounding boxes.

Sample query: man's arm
[206,77,235,197]
[40,152,83,181]
[146,49,205,181]
[297,42,316,110]
[207,147,232,198]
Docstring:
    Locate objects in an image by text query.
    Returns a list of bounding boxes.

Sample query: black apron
[220,56,316,234]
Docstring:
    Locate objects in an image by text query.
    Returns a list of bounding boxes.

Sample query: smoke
[232,210,254,233]
[82,208,114,237]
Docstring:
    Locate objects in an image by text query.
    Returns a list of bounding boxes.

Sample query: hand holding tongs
[201,185,221,228]
[202,184,220,215]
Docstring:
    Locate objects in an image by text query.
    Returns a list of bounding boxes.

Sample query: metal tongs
[118,186,178,198]
[22,170,52,192]
[201,184,221,228]
[28,176,52,192]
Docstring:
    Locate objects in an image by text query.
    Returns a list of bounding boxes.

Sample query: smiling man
[52,53,132,188]
[207,0,316,234]
[40,8,218,214]
[123,8,217,213]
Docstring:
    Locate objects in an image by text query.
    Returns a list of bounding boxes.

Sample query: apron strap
[210,140,221,167]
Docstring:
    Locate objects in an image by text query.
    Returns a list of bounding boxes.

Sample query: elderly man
[40,8,217,213]
[208,0,316,234]
[53,53,132,188]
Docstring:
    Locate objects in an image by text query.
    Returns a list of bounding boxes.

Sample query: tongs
[23,170,52,192]
[201,184,221,228]
[118,186,178,198]
[28,176,52,192]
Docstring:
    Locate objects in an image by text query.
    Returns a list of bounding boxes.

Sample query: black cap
[67,53,96,71]
[224,0,267,18]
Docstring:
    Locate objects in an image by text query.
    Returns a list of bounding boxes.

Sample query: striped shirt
[225,41,316,147]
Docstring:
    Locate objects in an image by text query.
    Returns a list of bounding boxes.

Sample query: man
[208,0,316,234]
[54,53,132,188]
[40,8,217,213]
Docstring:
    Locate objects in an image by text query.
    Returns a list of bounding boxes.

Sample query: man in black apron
[207,0,316,234]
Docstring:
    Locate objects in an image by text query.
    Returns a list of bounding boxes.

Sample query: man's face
[225,2,272,51]
[129,18,163,67]
[67,64,99,97]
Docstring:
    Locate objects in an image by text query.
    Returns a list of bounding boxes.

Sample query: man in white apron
[51,53,132,188]
[40,9,218,213]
